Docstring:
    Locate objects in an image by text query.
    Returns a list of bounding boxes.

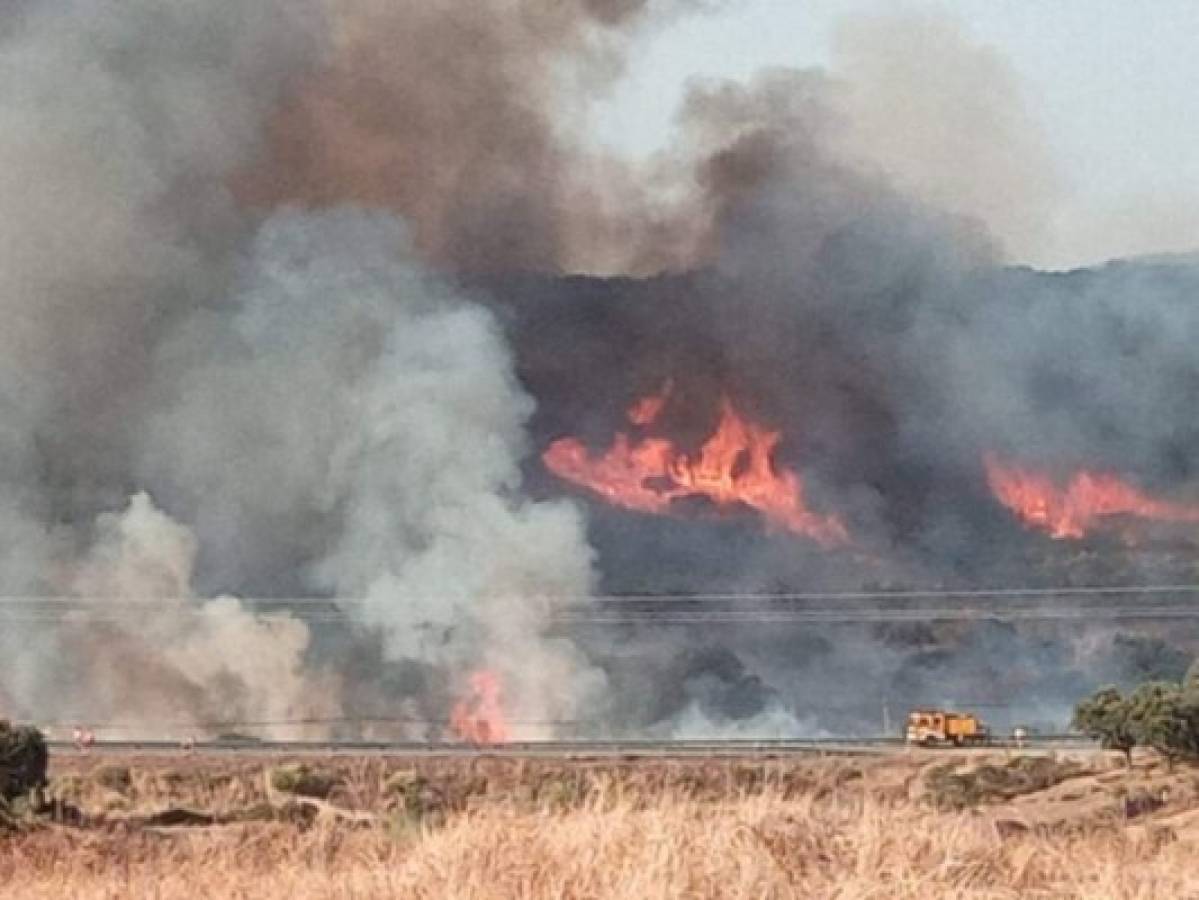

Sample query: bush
[269,764,338,799]
[93,765,133,795]
[0,721,48,802]
[924,756,1080,810]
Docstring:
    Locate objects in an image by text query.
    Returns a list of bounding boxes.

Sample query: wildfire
[449,670,509,744]
[543,386,848,545]
[983,453,1199,539]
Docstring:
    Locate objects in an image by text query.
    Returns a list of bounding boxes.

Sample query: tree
[1125,682,1188,770]
[1073,687,1136,766]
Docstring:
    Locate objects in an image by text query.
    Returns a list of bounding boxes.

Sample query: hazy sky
[592,1,1199,269]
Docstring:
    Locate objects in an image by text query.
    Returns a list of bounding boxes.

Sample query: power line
[5,583,1199,606]
[7,606,1199,624]
[5,613,1199,625]
[4,584,1199,626]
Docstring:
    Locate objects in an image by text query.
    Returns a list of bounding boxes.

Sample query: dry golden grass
[3,751,1198,899]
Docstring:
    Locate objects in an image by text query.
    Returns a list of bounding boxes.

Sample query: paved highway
[47,736,1096,758]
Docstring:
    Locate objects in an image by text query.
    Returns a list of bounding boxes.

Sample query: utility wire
[8,607,1199,624]
[5,585,1199,625]
[5,583,1199,605]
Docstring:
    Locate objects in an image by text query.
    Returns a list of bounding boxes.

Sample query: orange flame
[449,670,509,744]
[543,390,848,546]
[627,378,674,426]
[984,452,1199,539]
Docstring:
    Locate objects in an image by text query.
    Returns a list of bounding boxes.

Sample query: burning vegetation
[543,385,847,546]
[449,672,510,745]
[984,454,1199,540]
[542,374,1199,553]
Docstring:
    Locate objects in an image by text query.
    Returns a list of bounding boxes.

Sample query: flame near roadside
[450,671,510,745]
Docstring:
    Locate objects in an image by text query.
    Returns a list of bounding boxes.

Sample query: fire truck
[905,709,990,747]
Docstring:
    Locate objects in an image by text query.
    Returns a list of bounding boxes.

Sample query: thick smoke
[239,0,712,275]
[0,0,327,728]
[47,493,337,738]
[0,2,602,736]
[0,0,320,505]
[2,2,1196,740]
[142,209,604,734]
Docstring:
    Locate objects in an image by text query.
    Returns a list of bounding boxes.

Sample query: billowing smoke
[141,208,604,735]
[0,2,603,736]
[0,0,326,730]
[47,493,337,737]
[238,0,713,275]
[1,2,1196,740]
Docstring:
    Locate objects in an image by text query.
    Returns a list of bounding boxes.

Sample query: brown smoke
[238,0,708,274]
[56,494,340,739]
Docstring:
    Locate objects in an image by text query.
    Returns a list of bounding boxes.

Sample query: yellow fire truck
[905,709,989,747]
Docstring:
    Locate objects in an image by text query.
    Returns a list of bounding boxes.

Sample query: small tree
[1126,682,1188,770]
[1073,686,1136,766]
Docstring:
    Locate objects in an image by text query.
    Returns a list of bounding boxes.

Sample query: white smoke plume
[53,493,336,739]
[142,208,605,735]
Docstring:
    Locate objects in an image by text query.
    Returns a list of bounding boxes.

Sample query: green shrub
[0,721,48,802]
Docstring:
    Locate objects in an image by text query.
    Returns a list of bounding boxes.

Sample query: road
[47,736,1096,758]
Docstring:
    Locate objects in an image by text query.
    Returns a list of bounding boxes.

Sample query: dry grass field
[3,749,1199,898]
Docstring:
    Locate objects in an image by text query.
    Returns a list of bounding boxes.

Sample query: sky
[591,0,1199,269]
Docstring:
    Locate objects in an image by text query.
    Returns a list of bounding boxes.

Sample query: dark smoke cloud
[1,2,1196,739]
[238,0,713,275]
